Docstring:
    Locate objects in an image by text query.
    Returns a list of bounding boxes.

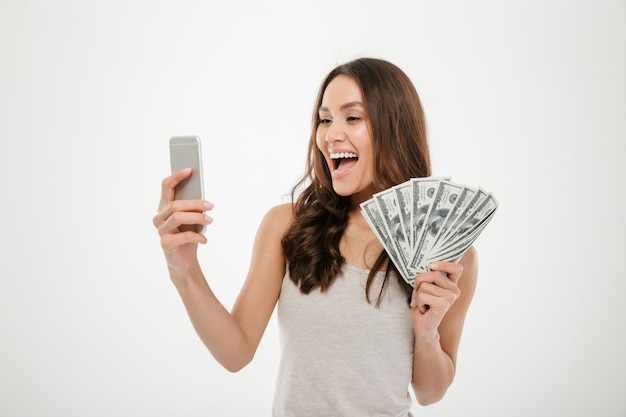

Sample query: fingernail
[204,201,214,209]
[429,262,438,270]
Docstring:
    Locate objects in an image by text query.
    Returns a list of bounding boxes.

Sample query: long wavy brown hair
[281,57,431,304]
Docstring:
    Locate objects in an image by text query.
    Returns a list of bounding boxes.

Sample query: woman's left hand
[410,261,463,337]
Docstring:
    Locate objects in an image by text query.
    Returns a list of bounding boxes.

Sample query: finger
[157,211,213,236]
[153,200,213,229]
[160,230,208,252]
[410,285,426,312]
[429,261,464,284]
[414,291,437,313]
[411,283,459,313]
[411,286,443,313]
[413,270,456,292]
[159,168,193,207]
[412,281,452,301]
[410,273,461,309]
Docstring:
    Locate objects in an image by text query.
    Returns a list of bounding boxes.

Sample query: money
[360,177,498,286]
[360,198,411,282]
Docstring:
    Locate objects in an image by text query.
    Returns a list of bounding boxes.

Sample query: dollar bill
[393,182,414,248]
[360,198,412,283]
[435,188,488,245]
[361,177,497,287]
[431,185,476,249]
[433,192,498,255]
[427,208,497,263]
[411,180,465,271]
[409,177,445,255]
[408,179,462,272]
[374,188,413,269]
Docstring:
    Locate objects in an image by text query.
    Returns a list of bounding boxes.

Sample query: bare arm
[153,169,290,372]
[409,246,478,405]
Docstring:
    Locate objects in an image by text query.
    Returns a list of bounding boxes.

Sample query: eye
[347,116,362,123]
[319,118,332,125]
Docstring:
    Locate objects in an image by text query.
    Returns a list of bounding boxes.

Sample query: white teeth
[330,152,358,159]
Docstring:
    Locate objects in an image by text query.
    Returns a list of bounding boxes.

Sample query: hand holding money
[410,261,463,336]
[360,177,498,287]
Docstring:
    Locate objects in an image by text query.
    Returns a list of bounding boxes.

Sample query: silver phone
[169,135,205,200]
[169,135,205,232]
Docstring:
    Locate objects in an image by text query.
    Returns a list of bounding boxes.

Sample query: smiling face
[315,75,375,204]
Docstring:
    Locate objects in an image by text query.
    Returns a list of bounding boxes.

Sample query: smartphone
[169,135,205,232]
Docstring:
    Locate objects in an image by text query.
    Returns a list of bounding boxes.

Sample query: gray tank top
[273,264,415,417]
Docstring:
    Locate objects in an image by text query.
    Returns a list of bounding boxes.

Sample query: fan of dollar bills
[360,177,498,286]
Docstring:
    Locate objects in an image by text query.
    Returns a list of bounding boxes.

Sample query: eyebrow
[318,101,365,113]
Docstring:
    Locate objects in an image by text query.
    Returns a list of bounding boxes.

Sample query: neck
[348,187,375,211]
[341,209,385,270]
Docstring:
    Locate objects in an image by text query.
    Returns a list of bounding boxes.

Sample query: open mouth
[330,152,359,172]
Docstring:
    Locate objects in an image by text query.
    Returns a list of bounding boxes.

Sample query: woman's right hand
[152,168,214,279]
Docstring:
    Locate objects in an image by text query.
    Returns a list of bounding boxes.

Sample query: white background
[1,1,625,416]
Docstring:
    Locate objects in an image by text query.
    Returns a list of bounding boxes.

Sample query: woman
[153,57,478,416]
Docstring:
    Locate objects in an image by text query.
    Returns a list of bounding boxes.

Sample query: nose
[325,122,347,145]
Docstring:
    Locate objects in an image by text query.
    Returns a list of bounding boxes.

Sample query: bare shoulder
[263,203,294,228]
[255,203,294,241]
[249,203,294,266]
[232,203,294,311]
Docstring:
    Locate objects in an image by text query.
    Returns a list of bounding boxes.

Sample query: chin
[332,184,372,203]
[331,187,352,197]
